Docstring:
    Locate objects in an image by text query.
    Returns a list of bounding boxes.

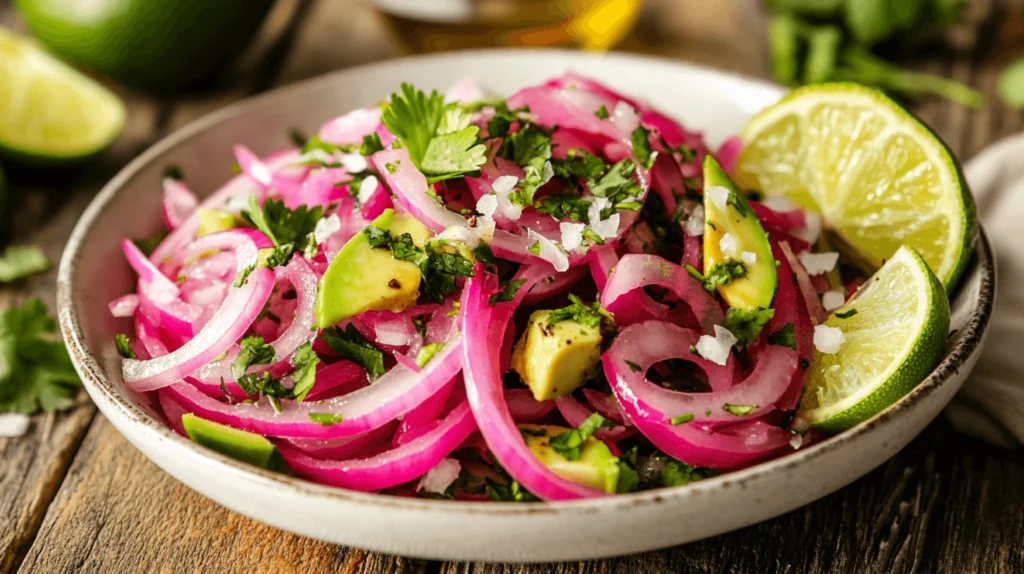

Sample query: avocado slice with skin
[519,424,620,493]
[181,413,282,470]
[315,208,431,329]
[510,310,603,402]
[702,156,776,310]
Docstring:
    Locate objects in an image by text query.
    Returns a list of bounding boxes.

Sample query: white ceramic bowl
[57,49,995,563]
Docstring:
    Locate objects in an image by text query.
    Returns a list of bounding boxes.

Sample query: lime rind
[736,82,975,292]
[799,246,950,432]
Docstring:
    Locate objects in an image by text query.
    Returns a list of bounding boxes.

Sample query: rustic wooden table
[1,0,1022,572]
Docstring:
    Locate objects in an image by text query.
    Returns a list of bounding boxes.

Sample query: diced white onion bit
[813,325,845,354]
[741,251,757,265]
[357,175,379,205]
[313,214,341,244]
[559,222,586,252]
[821,289,846,312]
[719,233,738,258]
[491,175,524,220]
[476,194,498,219]
[695,325,737,366]
[684,204,704,237]
[0,413,30,438]
[418,458,461,494]
[527,229,569,272]
[798,251,840,275]
[707,186,730,212]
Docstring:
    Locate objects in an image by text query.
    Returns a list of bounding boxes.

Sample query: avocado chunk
[181,413,282,470]
[519,424,619,493]
[510,310,603,402]
[702,156,777,310]
[196,208,239,237]
[315,208,431,328]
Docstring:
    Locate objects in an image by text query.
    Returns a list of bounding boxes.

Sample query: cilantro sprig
[549,413,614,461]
[722,307,776,347]
[546,294,613,330]
[320,324,386,377]
[0,246,50,283]
[0,299,80,414]
[241,196,323,258]
[231,335,276,382]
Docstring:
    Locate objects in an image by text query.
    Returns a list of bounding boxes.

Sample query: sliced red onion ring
[157,389,189,436]
[163,337,463,439]
[372,148,465,232]
[161,178,198,230]
[393,376,458,446]
[554,394,635,443]
[582,388,628,426]
[779,241,826,325]
[278,400,476,491]
[764,244,814,410]
[602,253,723,332]
[122,231,273,391]
[504,389,555,423]
[461,263,608,500]
[133,312,167,359]
[123,239,202,337]
[283,422,397,460]
[522,265,587,305]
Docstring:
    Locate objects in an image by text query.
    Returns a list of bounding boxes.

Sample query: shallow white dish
[57,49,994,563]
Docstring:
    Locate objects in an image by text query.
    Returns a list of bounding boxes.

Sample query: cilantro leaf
[235,371,289,399]
[359,132,385,156]
[321,324,386,377]
[421,127,488,181]
[382,83,445,162]
[691,259,747,293]
[551,148,606,182]
[536,193,591,222]
[241,196,322,256]
[660,460,712,487]
[259,244,295,270]
[290,342,320,402]
[115,334,136,359]
[722,307,775,347]
[489,278,527,306]
[363,226,475,303]
[309,412,343,426]
[767,323,797,350]
[302,134,354,155]
[547,294,612,330]
[835,309,858,319]
[0,299,80,414]
[588,158,642,204]
[549,413,614,461]
[415,342,446,368]
[508,155,551,206]
[0,246,50,283]
[234,263,256,288]
[486,478,538,502]
[616,446,640,493]
[502,124,552,167]
[595,104,610,119]
[231,335,276,381]
[631,126,656,169]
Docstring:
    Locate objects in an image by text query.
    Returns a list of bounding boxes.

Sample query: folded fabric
[944,135,1024,448]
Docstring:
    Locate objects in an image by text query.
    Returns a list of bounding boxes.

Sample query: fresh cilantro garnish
[722,307,775,346]
[549,413,614,461]
[289,342,320,402]
[595,104,610,119]
[115,334,136,359]
[472,243,496,265]
[625,360,644,373]
[415,342,446,368]
[616,446,640,493]
[835,309,858,319]
[231,335,276,382]
[489,278,527,306]
[381,83,487,183]
[259,244,296,270]
[485,101,528,140]
[631,126,656,169]
[234,263,256,287]
[360,132,385,156]
[547,294,612,330]
[660,460,712,487]
[302,134,354,155]
[309,412,344,426]
[241,196,322,257]
[235,371,289,401]
[527,242,541,255]
[0,299,80,414]
[536,193,591,222]
[321,324,386,377]
[767,323,797,350]
[0,246,50,283]
[726,188,753,218]
[501,123,552,167]
[723,403,757,416]
[581,229,606,245]
[689,260,747,293]
[486,478,538,502]
[363,226,476,303]
[588,158,642,205]
[670,413,695,425]
[551,148,606,182]
[132,228,168,257]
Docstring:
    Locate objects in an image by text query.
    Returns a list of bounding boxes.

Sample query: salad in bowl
[108,74,972,502]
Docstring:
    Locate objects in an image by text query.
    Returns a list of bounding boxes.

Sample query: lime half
[735,83,975,290]
[0,27,125,163]
[798,246,950,432]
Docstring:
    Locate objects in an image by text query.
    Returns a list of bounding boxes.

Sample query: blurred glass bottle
[371,0,644,52]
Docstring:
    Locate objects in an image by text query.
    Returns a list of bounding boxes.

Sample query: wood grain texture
[4,0,1024,572]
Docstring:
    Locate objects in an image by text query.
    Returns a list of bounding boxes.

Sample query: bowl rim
[56,47,997,517]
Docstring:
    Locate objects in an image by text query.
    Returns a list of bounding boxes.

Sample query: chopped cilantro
[0,246,50,283]
[697,259,747,293]
[415,342,446,367]
[115,334,136,359]
[289,342,320,402]
[767,323,797,350]
[0,299,80,414]
[835,309,858,319]
[321,324,386,377]
[549,413,614,461]
[631,126,656,169]
[550,148,606,182]
[447,301,461,317]
[472,243,496,264]
[302,134,354,155]
[259,244,296,269]
[132,228,168,257]
[588,158,642,205]
[670,413,695,425]
[489,278,527,306]
[501,124,552,167]
[547,294,612,330]
[360,132,385,156]
[581,229,606,245]
[617,447,640,493]
[723,403,758,416]
[660,460,712,487]
[536,193,591,222]
[672,144,697,162]
[235,371,289,399]
[231,335,276,381]
[595,104,610,119]
[486,478,538,502]
[722,307,775,346]
[726,188,753,218]
[309,412,344,426]
[241,196,322,257]
[528,242,541,255]
[485,101,528,140]
[233,263,256,287]
[363,226,475,303]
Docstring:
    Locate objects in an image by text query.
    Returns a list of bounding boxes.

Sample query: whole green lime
[15,0,276,92]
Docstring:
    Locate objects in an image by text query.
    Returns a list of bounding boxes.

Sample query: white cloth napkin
[944,135,1024,448]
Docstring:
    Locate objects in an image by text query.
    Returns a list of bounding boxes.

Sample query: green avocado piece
[702,156,777,310]
[196,208,239,237]
[181,413,281,470]
[510,310,603,401]
[519,424,619,493]
[315,208,431,329]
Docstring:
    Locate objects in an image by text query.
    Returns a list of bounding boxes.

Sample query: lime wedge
[0,27,125,163]
[734,83,975,290]
[798,246,950,432]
